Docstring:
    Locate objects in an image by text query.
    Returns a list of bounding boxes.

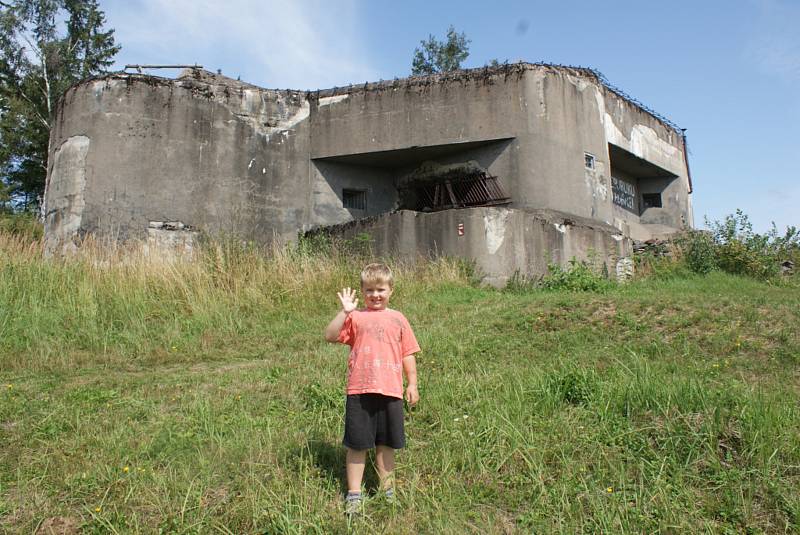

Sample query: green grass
[1,232,799,533]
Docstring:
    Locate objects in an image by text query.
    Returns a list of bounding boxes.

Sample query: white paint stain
[484,209,509,254]
[554,223,566,233]
[594,87,606,123]
[248,158,255,169]
[318,94,349,107]
[44,135,90,252]
[630,124,679,166]
[566,74,590,92]
[262,168,266,174]
[534,71,547,117]
[603,110,682,174]
[585,172,609,203]
[276,101,310,130]
[604,112,625,147]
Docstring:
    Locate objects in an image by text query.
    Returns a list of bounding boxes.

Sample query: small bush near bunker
[541,259,612,292]
[679,230,717,275]
[678,210,799,280]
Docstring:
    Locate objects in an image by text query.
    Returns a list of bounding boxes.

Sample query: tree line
[0,0,119,211]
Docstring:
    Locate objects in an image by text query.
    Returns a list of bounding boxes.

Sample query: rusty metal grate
[399,171,510,212]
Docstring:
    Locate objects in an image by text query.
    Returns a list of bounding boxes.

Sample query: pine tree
[0,0,120,211]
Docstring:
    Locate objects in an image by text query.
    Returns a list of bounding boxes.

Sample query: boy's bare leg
[375,445,395,490]
[346,448,367,493]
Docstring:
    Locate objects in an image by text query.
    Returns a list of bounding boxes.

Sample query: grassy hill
[1,230,799,533]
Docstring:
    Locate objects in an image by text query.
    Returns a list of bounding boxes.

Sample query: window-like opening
[398,170,509,212]
[642,193,662,208]
[343,189,367,210]
[584,152,595,170]
[608,144,677,221]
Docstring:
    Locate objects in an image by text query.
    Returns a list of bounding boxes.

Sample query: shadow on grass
[306,436,381,494]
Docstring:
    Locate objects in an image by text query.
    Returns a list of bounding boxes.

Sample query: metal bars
[399,172,510,212]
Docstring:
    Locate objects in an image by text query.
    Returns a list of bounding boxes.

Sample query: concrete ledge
[312,208,632,287]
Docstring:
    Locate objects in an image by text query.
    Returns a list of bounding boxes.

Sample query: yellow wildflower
[606,487,613,493]
[123,466,129,473]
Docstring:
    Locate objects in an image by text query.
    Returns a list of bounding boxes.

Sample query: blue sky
[102,0,799,233]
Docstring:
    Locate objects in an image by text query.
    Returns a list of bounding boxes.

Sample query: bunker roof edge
[61,62,685,137]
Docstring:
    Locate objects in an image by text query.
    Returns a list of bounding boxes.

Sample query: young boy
[324,263,420,513]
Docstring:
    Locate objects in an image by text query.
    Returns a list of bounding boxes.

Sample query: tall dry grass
[0,231,474,372]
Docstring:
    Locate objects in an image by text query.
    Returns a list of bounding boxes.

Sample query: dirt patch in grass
[35,516,82,535]
[589,302,617,325]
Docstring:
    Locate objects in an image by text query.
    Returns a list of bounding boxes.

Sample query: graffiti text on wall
[611,176,636,212]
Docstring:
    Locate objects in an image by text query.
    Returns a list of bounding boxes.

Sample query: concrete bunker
[43,63,693,284]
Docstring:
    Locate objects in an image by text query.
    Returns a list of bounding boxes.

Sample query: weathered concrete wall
[307,65,691,237]
[599,83,691,230]
[319,207,632,287]
[44,70,311,251]
[310,160,396,225]
[44,135,90,252]
[43,64,692,258]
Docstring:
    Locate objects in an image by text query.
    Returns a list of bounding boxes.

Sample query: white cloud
[745,0,800,80]
[102,0,379,90]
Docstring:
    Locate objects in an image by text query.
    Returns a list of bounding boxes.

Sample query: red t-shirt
[337,308,420,399]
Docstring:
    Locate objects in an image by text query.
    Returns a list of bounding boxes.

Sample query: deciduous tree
[0,0,119,211]
[411,25,470,76]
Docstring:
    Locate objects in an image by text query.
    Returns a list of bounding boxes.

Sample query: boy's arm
[324,287,358,342]
[324,310,350,342]
[403,354,419,405]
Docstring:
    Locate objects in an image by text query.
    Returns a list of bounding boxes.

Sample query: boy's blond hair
[360,263,394,287]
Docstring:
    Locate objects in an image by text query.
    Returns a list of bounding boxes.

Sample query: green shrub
[503,259,613,292]
[634,251,692,280]
[503,270,539,292]
[540,259,613,292]
[674,211,799,280]
[707,210,798,280]
[680,230,717,275]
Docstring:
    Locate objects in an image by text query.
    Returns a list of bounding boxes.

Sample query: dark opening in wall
[608,143,677,219]
[642,193,662,208]
[312,138,514,224]
[342,189,367,211]
[398,170,510,212]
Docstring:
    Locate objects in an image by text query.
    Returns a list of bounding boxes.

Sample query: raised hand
[337,287,359,313]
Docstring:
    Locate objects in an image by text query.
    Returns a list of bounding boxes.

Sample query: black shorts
[343,393,405,450]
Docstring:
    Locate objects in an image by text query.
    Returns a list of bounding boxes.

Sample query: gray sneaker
[345,491,363,515]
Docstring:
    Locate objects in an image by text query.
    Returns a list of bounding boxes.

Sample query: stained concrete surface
[314,208,632,287]
[43,63,692,281]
